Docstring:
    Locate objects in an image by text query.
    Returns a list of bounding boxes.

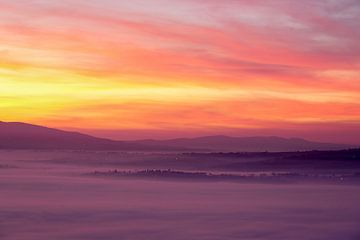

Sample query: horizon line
[1,120,358,146]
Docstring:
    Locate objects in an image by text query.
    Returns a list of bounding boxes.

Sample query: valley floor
[0,150,360,240]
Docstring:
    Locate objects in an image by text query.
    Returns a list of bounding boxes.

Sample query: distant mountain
[0,121,178,151]
[0,121,355,152]
[131,135,355,152]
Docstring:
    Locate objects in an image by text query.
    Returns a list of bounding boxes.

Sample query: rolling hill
[0,121,170,151]
[132,135,355,152]
[0,121,355,152]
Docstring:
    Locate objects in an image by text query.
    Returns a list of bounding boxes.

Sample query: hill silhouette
[0,121,175,151]
[132,135,354,152]
[0,121,355,151]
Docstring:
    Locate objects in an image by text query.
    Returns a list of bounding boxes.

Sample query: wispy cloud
[0,0,359,142]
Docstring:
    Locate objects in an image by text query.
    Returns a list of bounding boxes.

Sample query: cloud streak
[0,0,359,142]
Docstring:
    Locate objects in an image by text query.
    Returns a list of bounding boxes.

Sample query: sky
[0,0,359,143]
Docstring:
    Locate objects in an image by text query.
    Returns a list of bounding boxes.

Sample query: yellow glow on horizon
[0,0,359,142]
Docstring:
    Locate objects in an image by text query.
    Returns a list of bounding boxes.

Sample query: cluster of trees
[183,148,360,161]
[90,168,360,183]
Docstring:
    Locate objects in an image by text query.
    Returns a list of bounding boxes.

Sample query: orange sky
[0,0,359,143]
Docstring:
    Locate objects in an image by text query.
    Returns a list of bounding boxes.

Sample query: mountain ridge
[0,121,181,151]
[0,121,356,152]
[130,135,355,152]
